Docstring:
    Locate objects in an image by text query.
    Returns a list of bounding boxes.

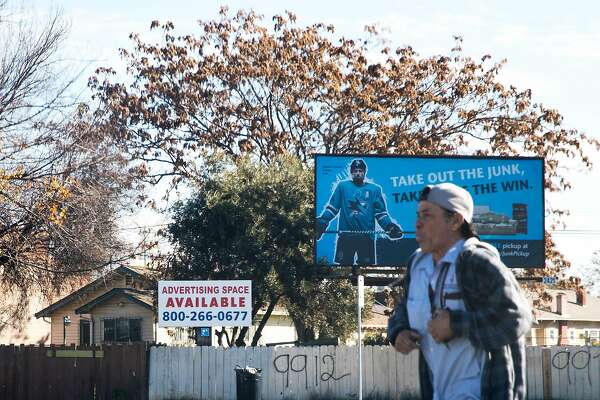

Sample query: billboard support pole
[357,274,364,400]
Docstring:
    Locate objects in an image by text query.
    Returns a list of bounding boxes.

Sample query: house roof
[534,289,600,322]
[75,288,154,314]
[35,265,153,318]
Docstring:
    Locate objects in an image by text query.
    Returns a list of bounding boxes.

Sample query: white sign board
[158,280,252,327]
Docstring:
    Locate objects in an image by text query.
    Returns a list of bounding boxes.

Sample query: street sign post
[542,276,557,285]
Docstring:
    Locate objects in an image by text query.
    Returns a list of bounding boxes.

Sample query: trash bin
[234,366,262,400]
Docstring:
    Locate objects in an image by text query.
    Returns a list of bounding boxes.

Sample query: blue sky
[22,1,600,274]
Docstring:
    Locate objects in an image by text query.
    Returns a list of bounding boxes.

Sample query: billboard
[158,280,252,327]
[314,155,544,268]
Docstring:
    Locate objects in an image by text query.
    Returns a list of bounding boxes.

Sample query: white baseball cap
[419,183,474,223]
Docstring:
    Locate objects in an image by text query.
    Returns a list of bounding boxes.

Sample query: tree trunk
[291,315,315,343]
[234,327,249,347]
[251,295,281,346]
[215,327,231,347]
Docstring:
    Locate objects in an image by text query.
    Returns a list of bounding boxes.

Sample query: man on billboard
[315,158,403,265]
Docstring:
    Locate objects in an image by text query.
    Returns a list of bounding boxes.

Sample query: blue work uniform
[319,180,393,264]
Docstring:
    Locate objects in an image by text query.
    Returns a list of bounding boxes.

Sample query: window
[103,318,142,342]
[125,275,133,286]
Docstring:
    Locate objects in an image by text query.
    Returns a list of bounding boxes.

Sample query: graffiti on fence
[551,348,600,385]
[273,353,351,388]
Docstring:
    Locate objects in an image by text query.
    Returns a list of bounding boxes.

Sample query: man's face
[415,201,459,256]
[351,168,365,184]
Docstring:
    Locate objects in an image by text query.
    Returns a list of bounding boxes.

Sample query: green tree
[162,155,362,344]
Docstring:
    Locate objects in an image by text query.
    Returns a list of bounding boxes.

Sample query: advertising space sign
[158,280,252,327]
[314,154,544,268]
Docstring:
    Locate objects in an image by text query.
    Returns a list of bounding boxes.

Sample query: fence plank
[154,346,167,400]
[535,346,544,400]
[222,348,233,400]
[292,345,303,399]
[180,346,195,398]
[372,346,389,398]
[299,346,313,398]
[526,346,542,400]
[571,347,586,400]
[550,347,564,400]
[293,346,306,399]
[576,345,597,400]
[525,346,534,399]
[257,346,272,400]
[190,347,202,399]
[164,346,175,400]
[316,346,326,398]
[325,344,338,398]
[199,346,209,399]
[338,345,355,399]
[17,344,600,400]
[408,349,420,396]
[590,345,600,400]
[277,346,292,399]
[383,344,396,400]
[211,346,221,399]
[217,347,227,400]
[362,345,373,398]
[148,347,158,400]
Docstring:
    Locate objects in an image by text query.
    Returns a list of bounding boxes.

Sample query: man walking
[387,183,532,400]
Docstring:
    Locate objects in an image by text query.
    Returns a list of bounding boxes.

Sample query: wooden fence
[0,343,148,400]
[149,345,419,400]
[2,344,599,399]
[149,345,600,400]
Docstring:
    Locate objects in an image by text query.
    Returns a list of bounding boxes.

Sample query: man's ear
[451,213,465,232]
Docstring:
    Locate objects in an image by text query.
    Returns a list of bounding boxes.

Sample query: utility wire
[116,224,600,236]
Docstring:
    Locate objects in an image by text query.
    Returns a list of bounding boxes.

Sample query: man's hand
[427,309,454,343]
[386,222,403,239]
[315,218,328,240]
[393,329,421,354]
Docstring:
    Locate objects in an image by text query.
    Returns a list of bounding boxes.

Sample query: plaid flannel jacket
[387,238,532,400]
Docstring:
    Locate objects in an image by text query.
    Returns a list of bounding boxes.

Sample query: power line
[550,229,600,236]
[115,225,600,234]
[117,223,169,231]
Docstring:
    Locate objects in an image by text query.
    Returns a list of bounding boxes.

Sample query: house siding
[50,305,92,345]
[47,275,129,345]
[531,320,600,346]
[0,290,52,345]
[91,296,154,343]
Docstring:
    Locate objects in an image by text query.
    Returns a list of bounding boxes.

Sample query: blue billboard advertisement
[314,155,544,268]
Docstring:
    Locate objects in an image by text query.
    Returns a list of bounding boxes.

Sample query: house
[35,266,156,345]
[529,288,600,346]
[31,265,396,347]
[32,265,303,347]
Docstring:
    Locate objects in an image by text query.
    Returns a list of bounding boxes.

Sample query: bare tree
[0,3,138,335]
[91,9,598,296]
